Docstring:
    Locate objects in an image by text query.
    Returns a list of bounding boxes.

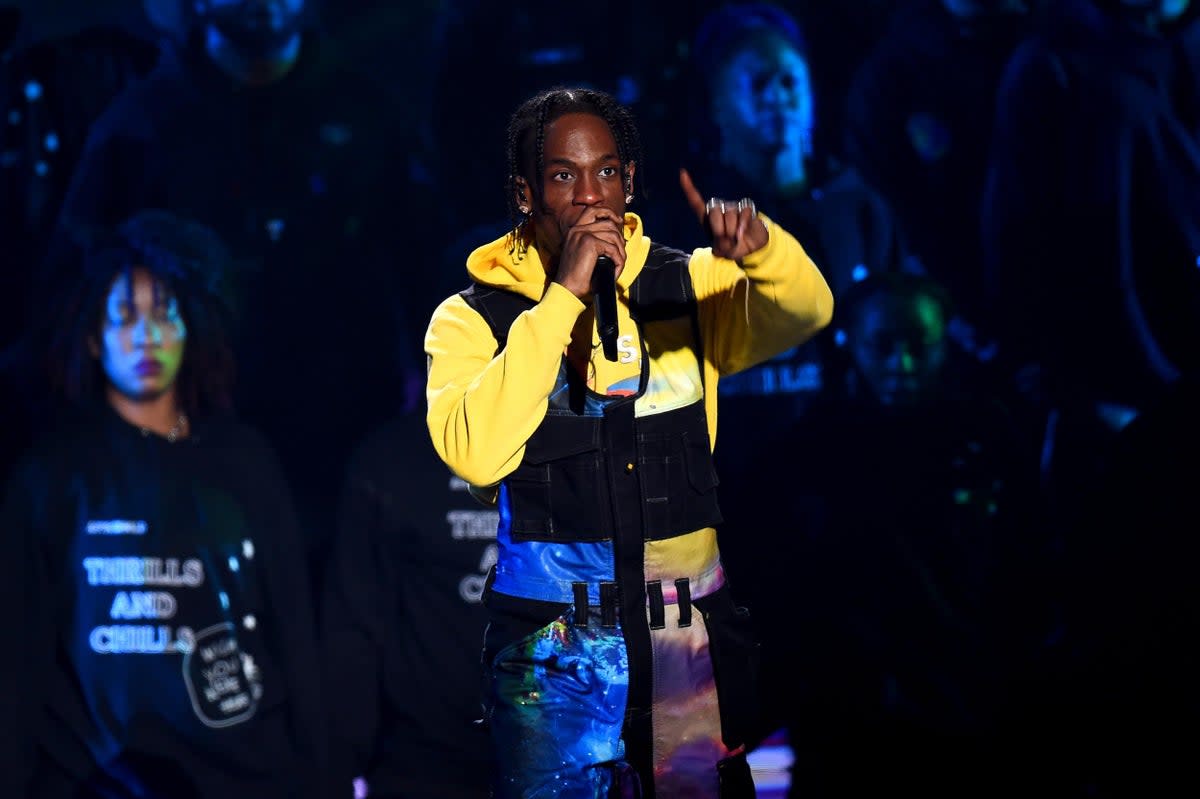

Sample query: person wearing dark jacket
[0,209,332,799]
[319,410,494,798]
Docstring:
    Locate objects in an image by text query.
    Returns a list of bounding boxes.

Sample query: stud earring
[625,193,635,204]
[518,205,530,215]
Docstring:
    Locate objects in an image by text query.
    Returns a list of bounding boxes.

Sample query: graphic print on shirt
[182,622,263,728]
[76,502,263,730]
[82,547,205,655]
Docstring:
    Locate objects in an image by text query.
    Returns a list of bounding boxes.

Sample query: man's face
[196,0,305,53]
[95,267,187,403]
[711,32,814,159]
[523,112,632,259]
[849,292,948,408]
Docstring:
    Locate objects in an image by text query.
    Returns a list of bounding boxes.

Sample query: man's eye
[599,166,617,177]
[553,171,572,181]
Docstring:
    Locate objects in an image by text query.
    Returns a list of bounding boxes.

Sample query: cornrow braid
[503,86,644,258]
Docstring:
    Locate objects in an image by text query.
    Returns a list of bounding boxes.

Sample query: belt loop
[675,577,692,627]
[600,581,620,628]
[646,581,666,630]
[573,582,590,627]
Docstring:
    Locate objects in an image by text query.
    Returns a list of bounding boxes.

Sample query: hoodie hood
[465,213,654,302]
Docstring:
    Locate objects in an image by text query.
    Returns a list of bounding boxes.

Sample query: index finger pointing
[678,168,707,222]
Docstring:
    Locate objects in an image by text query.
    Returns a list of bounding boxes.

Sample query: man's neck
[204,26,302,87]
[107,388,185,439]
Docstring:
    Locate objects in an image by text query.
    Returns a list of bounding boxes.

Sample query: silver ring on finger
[737,198,757,217]
[705,197,720,214]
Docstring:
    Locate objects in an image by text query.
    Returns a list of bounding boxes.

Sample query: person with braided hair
[424,86,833,798]
[0,210,333,799]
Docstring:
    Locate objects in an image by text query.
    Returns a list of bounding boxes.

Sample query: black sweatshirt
[1,405,331,799]
[320,413,493,798]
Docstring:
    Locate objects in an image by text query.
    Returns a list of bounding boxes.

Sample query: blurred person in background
[0,209,332,799]
[722,271,1048,797]
[319,407,495,799]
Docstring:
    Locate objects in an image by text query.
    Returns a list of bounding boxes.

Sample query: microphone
[593,255,619,362]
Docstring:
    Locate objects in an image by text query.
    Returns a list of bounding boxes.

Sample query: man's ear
[514,176,532,214]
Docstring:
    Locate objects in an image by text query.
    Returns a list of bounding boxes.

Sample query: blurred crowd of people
[1,0,1196,797]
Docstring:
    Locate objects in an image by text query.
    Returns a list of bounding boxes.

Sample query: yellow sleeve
[424,282,584,487]
[689,213,834,377]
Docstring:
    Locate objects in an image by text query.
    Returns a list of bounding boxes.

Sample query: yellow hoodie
[425,212,832,492]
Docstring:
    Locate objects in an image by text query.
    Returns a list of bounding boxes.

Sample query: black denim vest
[460,242,723,545]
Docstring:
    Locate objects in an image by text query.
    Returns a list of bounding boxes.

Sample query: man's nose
[574,174,603,205]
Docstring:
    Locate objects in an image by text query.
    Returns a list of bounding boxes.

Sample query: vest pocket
[638,429,723,539]
[508,423,611,541]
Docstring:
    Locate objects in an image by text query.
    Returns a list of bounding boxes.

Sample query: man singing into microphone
[423,86,832,798]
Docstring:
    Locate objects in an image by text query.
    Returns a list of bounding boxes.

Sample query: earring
[625,193,635,204]
[625,182,634,204]
[518,204,530,215]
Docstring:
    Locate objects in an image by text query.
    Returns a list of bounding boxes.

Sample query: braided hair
[503,86,643,257]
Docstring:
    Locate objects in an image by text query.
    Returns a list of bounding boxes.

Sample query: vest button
[625,462,635,473]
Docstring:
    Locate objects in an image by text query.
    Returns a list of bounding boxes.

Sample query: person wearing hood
[423,86,832,798]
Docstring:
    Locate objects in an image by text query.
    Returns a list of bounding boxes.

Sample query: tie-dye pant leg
[489,614,633,799]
